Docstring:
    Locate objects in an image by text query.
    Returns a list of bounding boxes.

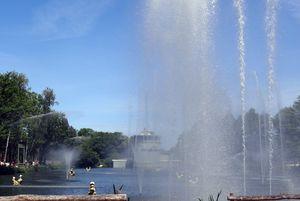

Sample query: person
[12,176,20,186]
[88,181,96,195]
[68,168,75,177]
[17,175,23,184]
[33,161,39,172]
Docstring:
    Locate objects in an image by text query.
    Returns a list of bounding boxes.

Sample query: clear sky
[1,0,300,134]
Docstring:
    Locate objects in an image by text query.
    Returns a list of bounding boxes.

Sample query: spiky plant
[198,190,222,201]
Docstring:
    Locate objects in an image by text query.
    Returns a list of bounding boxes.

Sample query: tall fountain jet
[234,0,247,195]
[141,0,288,199]
[265,0,279,195]
[142,0,238,199]
[254,71,266,185]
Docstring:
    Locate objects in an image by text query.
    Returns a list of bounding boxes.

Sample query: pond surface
[0,168,298,201]
[0,168,174,200]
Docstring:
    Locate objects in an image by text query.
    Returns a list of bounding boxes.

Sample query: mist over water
[254,71,266,185]
[141,0,237,198]
[143,0,222,147]
[137,0,290,200]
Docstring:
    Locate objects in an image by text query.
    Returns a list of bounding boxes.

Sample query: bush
[48,163,64,170]
[198,191,222,201]
[15,166,27,173]
[100,158,113,168]
[76,149,99,168]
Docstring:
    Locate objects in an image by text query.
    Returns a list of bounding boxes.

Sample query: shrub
[198,190,222,201]
[76,149,99,168]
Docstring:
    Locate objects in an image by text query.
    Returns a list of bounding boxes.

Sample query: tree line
[0,71,128,167]
[3,71,300,170]
[71,129,129,167]
[171,96,300,176]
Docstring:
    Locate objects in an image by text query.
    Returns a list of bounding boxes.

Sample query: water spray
[254,71,265,184]
[234,0,247,194]
[265,0,279,195]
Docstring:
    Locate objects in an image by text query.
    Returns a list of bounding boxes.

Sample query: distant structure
[112,159,127,169]
[130,129,168,170]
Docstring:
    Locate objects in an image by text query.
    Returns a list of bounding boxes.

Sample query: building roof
[139,128,154,136]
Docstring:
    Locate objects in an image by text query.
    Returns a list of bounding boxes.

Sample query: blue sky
[215,0,300,115]
[1,0,300,134]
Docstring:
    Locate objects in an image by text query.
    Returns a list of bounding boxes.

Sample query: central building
[130,129,166,170]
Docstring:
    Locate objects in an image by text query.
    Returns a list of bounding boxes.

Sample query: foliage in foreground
[198,191,222,201]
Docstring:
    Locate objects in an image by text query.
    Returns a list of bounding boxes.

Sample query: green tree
[0,72,42,160]
[41,87,57,113]
[274,96,300,162]
[76,148,99,168]
[78,128,96,137]
[77,132,129,167]
[26,113,76,163]
[0,71,78,163]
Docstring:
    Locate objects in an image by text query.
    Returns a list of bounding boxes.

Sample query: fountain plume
[234,0,247,194]
[142,0,240,199]
[265,0,279,195]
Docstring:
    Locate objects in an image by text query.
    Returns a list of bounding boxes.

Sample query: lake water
[0,168,299,201]
[0,168,176,201]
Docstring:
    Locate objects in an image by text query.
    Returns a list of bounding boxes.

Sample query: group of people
[1,160,39,166]
[0,161,17,168]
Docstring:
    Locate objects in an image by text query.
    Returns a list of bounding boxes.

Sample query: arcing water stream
[4,112,62,163]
